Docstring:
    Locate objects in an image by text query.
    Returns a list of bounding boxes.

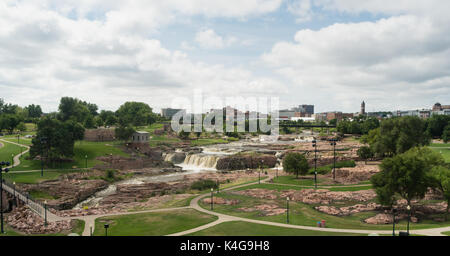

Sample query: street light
[286,197,290,224]
[85,155,88,169]
[329,139,337,181]
[0,161,11,234]
[11,154,14,168]
[312,140,318,189]
[406,205,411,236]
[17,134,19,144]
[44,200,48,226]
[392,208,397,236]
[40,137,47,177]
[210,188,214,210]
[12,181,16,205]
[104,223,109,236]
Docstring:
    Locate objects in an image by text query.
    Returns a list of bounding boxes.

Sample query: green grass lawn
[199,190,450,231]
[430,143,450,148]
[188,221,362,236]
[272,176,320,186]
[442,231,450,236]
[93,209,218,236]
[430,147,450,163]
[235,183,373,192]
[12,141,129,171]
[0,140,26,166]
[3,169,85,184]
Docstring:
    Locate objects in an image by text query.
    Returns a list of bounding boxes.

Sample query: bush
[190,179,218,191]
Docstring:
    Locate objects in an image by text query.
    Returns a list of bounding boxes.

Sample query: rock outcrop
[216,154,277,170]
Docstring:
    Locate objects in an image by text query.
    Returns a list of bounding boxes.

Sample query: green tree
[115,125,136,142]
[369,116,430,157]
[24,104,43,118]
[116,102,156,126]
[283,152,310,179]
[371,147,445,208]
[430,166,450,220]
[58,97,91,123]
[0,114,22,134]
[30,117,85,164]
[357,146,374,164]
[442,125,450,143]
[426,115,450,138]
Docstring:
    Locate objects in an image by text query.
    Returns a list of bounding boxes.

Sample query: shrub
[190,179,218,191]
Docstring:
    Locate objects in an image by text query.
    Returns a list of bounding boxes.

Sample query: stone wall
[84,128,115,142]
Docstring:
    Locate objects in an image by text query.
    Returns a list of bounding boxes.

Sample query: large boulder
[216,154,277,170]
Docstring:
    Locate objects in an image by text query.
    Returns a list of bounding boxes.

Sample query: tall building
[360,101,366,115]
[299,104,314,115]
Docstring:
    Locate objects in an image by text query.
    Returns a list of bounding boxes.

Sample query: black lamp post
[12,181,16,206]
[17,134,20,144]
[11,154,14,169]
[329,139,337,181]
[0,161,11,234]
[286,197,290,224]
[40,137,47,177]
[406,205,411,236]
[44,200,48,226]
[104,223,109,236]
[210,188,214,210]
[312,140,318,188]
[392,208,397,236]
[85,155,88,169]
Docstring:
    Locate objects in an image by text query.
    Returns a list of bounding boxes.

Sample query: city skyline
[1,1,450,113]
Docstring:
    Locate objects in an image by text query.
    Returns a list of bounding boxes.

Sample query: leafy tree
[84,115,96,129]
[0,114,22,134]
[371,147,445,208]
[442,125,450,143]
[116,102,157,127]
[25,104,43,118]
[58,97,91,123]
[357,146,374,164]
[17,122,27,133]
[283,152,309,179]
[329,118,337,126]
[30,117,85,163]
[115,125,136,142]
[369,116,430,157]
[429,166,450,220]
[94,116,104,127]
[426,115,450,138]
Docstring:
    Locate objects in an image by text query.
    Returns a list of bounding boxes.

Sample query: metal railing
[1,179,45,217]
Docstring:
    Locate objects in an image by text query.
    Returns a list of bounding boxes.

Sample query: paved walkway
[2,140,449,236]
[0,138,30,169]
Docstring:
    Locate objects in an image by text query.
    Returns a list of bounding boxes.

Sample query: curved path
[2,140,449,236]
[0,138,30,169]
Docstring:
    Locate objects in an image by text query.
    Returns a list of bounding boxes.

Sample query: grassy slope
[3,169,85,184]
[93,209,218,236]
[188,221,361,236]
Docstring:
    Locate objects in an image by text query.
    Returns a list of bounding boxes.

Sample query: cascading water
[178,154,221,171]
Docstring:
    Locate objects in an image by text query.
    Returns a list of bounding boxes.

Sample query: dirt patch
[202,197,239,205]
[238,204,286,216]
[280,189,377,205]
[232,189,278,200]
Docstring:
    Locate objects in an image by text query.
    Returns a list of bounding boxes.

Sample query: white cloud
[287,0,314,23]
[263,12,450,111]
[195,29,238,49]
[0,1,285,112]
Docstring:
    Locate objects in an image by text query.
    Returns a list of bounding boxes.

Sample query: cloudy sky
[1,0,449,113]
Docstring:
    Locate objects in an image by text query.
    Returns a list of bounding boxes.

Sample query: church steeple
[360,101,366,115]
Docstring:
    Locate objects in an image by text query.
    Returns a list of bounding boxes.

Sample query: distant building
[360,101,366,115]
[432,102,450,111]
[132,131,149,144]
[161,108,186,119]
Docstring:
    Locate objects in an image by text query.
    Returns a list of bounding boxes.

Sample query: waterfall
[179,154,221,170]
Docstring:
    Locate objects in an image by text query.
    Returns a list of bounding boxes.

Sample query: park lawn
[187,221,362,236]
[234,183,373,192]
[149,135,182,147]
[272,176,320,186]
[12,141,130,171]
[0,140,27,166]
[1,137,33,146]
[128,194,198,212]
[93,209,218,236]
[430,147,450,163]
[430,143,450,148]
[442,231,450,236]
[199,191,450,231]
[3,169,85,184]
